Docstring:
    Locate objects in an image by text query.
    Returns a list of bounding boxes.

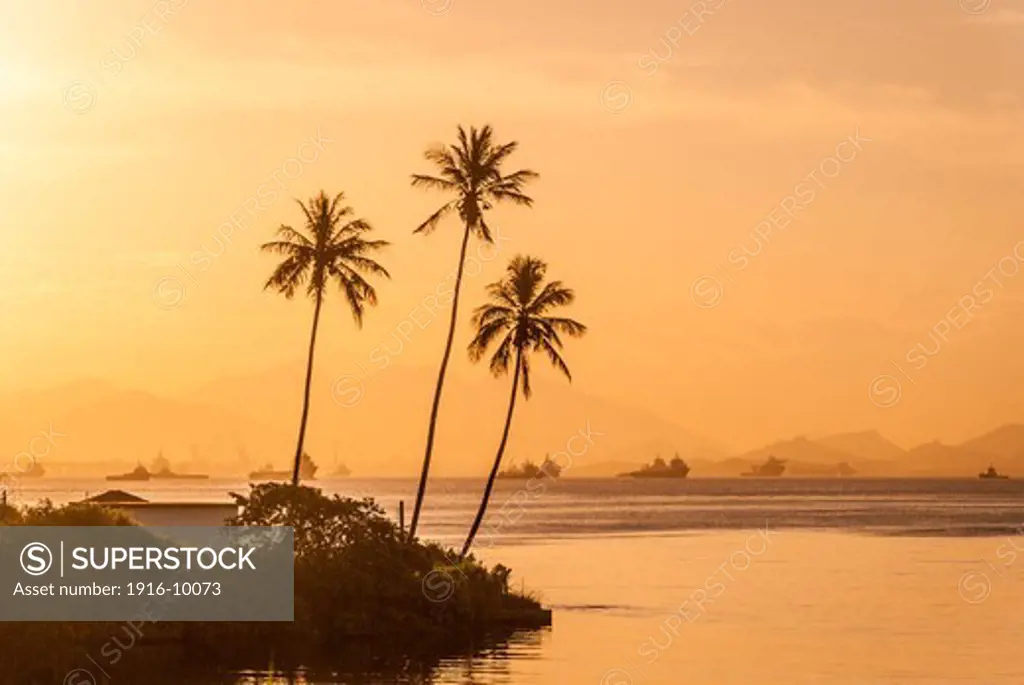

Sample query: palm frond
[468,320,512,362]
[487,334,515,376]
[295,198,318,230]
[476,215,494,243]
[529,281,574,313]
[260,240,309,257]
[488,187,535,207]
[271,224,314,246]
[471,304,514,327]
[411,174,460,192]
[264,255,312,298]
[413,201,457,235]
[483,141,519,170]
[500,169,540,186]
[539,339,572,381]
[545,316,587,338]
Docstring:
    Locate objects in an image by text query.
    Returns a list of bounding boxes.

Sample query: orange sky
[2,0,1024,450]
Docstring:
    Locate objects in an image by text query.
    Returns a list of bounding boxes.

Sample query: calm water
[8,478,1024,683]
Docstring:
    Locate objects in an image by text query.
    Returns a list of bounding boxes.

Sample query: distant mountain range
[569,427,1024,478]
[0,364,730,477]
[2,368,1022,478]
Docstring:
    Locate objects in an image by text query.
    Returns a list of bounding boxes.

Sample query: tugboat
[249,452,318,481]
[742,455,786,477]
[499,455,563,479]
[106,464,151,482]
[978,465,1009,480]
[619,454,690,478]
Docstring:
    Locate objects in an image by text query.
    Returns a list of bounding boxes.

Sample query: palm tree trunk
[461,349,522,559]
[408,224,473,540]
[292,288,324,486]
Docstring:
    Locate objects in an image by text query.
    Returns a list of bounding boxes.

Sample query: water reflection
[221,631,546,684]
[430,630,546,684]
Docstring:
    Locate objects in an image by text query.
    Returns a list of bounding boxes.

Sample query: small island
[619,454,691,478]
[0,484,550,682]
[498,455,562,479]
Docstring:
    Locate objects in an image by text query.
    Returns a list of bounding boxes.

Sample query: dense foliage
[227,483,528,643]
[0,486,544,683]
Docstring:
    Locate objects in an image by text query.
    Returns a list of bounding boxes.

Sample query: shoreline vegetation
[0,484,550,683]
[0,123,581,682]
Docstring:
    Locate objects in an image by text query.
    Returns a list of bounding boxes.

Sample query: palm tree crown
[261,191,389,322]
[468,255,587,397]
[411,124,538,241]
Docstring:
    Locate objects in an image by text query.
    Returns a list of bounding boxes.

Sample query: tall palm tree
[460,255,586,557]
[261,190,389,486]
[407,125,538,540]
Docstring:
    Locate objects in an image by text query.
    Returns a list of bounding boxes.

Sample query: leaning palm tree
[261,190,389,486]
[460,255,586,557]
[407,125,538,540]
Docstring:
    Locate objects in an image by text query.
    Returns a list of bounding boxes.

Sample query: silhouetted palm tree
[407,125,538,539]
[261,191,389,485]
[460,255,586,557]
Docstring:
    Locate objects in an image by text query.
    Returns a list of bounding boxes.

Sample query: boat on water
[330,455,352,477]
[151,467,209,480]
[837,462,857,477]
[149,451,208,479]
[499,455,562,479]
[742,455,786,477]
[249,452,318,481]
[108,453,209,482]
[107,464,151,482]
[619,454,690,479]
[979,465,1009,480]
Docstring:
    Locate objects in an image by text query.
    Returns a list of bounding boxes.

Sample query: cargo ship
[619,454,690,478]
[742,455,786,477]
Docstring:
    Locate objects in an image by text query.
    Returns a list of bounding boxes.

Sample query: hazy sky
[2,0,1024,450]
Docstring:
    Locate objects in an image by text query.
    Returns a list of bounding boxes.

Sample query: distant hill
[957,424,1024,462]
[716,433,901,476]
[733,436,859,466]
[815,430,907,462]
[0,364,729,478]
[903,441,1003,476]
[7,371,1024,478]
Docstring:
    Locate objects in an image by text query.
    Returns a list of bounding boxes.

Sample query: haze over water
[4,0,1024,682]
